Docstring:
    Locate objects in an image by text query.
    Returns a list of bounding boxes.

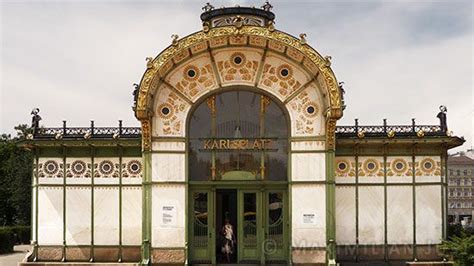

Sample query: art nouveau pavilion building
[21,5,464,266]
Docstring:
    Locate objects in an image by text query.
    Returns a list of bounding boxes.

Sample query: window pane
[193,192,208,247]
[189,90,288,181]
[243,193,257,248]
[268,192,284,249]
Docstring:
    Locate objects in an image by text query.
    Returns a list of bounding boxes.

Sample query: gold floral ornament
[157,103,174,119]
[288,90,317,135]
[303,102,318,118]
[135,26,343,120]
[417,130,425,138]
[230,52,246,67]
[261,63,300,98]
[387,130,395,138]
[335,159,351,175]
[362,159,380,176]
[217,52,257,82]
[391,158,408,175]
[175,64,215,99]
[183,65,200,81]
[420,158,436,173]
[357,130,365,139]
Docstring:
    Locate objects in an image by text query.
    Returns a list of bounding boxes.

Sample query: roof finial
[202,2,214,12]
[262,1,273,11]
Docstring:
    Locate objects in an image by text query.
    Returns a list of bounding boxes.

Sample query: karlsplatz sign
[200,138,276,151]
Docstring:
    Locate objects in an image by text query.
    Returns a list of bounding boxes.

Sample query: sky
[1,0,472,152]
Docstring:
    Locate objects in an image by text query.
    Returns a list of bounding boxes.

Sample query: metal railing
[32,119,445,140]
[335,118,445,137]
[33,120,141,140]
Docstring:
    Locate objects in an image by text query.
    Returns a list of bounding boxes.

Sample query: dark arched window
[188,91,288,181]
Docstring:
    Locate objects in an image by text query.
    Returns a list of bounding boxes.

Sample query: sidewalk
[0,245,30,266]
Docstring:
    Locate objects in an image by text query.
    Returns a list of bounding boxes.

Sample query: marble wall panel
[336,186,356,244]
[291,140,325,151]
[291,153,325,181]
[152,141,186,152]
[152,153,185,182]
[122,187,142,245]
[94,187,119,245]
[358,186,384,244]
[151,185,186,248]
[31,187,36,242]
[65,187,91,245]
[387,186,413,244]
[291,184,326,247]
[38,187,63,245]
[416,185,442,244]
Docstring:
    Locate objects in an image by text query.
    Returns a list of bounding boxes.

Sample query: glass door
[190,190,214,263]
[265,191,287,262]
[238,190,262,263]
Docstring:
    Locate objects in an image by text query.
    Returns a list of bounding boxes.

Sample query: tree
[0,124,32,226]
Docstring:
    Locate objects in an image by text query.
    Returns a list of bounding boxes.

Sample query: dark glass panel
[193,192,208,247]
[188,90,288,181]
[268,192,284,248]
[243,193,257,248]
[264,98,288,181]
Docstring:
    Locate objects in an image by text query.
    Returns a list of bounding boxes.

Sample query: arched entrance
[134,13,344,264]
[187,90,289,264]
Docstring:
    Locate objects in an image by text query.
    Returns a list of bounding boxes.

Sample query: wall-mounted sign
[200,138,276,151]
[161,205,177,227]
[302,213,316,225]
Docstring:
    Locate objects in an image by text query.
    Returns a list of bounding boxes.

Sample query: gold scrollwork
[135,26,343,120]
[260,95,271,114]
[141,119,151,151]
[206,95,216,117]
[326,118,337,150]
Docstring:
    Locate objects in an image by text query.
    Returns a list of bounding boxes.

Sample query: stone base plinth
[292,247,326,265]
[150,248,185,265]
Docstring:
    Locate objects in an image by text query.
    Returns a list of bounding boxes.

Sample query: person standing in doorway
[221,217,235,263]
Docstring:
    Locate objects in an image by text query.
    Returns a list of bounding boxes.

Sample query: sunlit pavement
[0,245,30,266]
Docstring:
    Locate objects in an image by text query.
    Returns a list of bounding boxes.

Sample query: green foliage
[0,227,15,254]
[448,223,474,239]
[0,226,30,254]
[10,225,31,244]
[440,231,474,266]
[0,124,33,226]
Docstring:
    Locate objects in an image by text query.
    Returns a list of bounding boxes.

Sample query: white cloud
[1,1,472,151]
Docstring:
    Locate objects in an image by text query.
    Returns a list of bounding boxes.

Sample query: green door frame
[188,183,288,265]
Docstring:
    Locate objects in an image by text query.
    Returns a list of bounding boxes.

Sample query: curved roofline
[201,7,275,22]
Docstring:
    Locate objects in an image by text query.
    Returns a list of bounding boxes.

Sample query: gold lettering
[202,138,274,150]
[203,140,211,149]
[210,140,219,149]
[252,140,262,149]
[219,139,228,149]
[264,139,272,149]
[239,140,248,149]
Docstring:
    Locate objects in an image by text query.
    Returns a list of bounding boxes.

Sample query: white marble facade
[33,156,142,247]
[335,155,444,246]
